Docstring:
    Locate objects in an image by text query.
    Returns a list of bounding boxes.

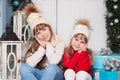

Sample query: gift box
[99,70,120,80]
[93,54,120,69]
[93,70,100,80]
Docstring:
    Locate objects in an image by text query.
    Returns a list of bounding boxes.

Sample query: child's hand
[82,44,87,51]
[78,49,82,53]
[34,36,47,48]
[78,44,87,53]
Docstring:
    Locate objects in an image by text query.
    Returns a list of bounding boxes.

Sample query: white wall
[32,0,57,33]
[32,0,107,52]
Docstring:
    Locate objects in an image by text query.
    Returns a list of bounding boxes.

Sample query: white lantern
[0,41,22,80]
[13,11,32,43]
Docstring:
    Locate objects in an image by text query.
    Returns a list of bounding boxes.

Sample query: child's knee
[64,69,75,80]
[45,64,59,72]
[76,71,92,80]
[64,69,75,75]
[20,63,32,74]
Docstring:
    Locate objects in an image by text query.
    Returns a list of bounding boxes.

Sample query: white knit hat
[72,24,90,39]
[27,13,50,31]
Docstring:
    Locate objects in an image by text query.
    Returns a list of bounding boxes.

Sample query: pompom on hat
[72,19,92,39]
[27,13,50,31]
[23,3,50,32]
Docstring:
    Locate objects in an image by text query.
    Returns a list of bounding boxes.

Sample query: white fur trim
[27,13,50,32]
[72,24,90,39]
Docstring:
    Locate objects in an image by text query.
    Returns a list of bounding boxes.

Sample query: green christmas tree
[105,0,120,53]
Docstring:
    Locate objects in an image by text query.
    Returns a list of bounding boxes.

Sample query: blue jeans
[20,63,64,80]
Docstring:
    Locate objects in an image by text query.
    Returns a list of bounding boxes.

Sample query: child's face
[35,26,51,41]
[71,34,87,51]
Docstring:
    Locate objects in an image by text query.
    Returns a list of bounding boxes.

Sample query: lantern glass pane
[6,45,17,79]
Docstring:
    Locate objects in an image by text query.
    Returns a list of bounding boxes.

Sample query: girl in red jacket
[62,19,94,80]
